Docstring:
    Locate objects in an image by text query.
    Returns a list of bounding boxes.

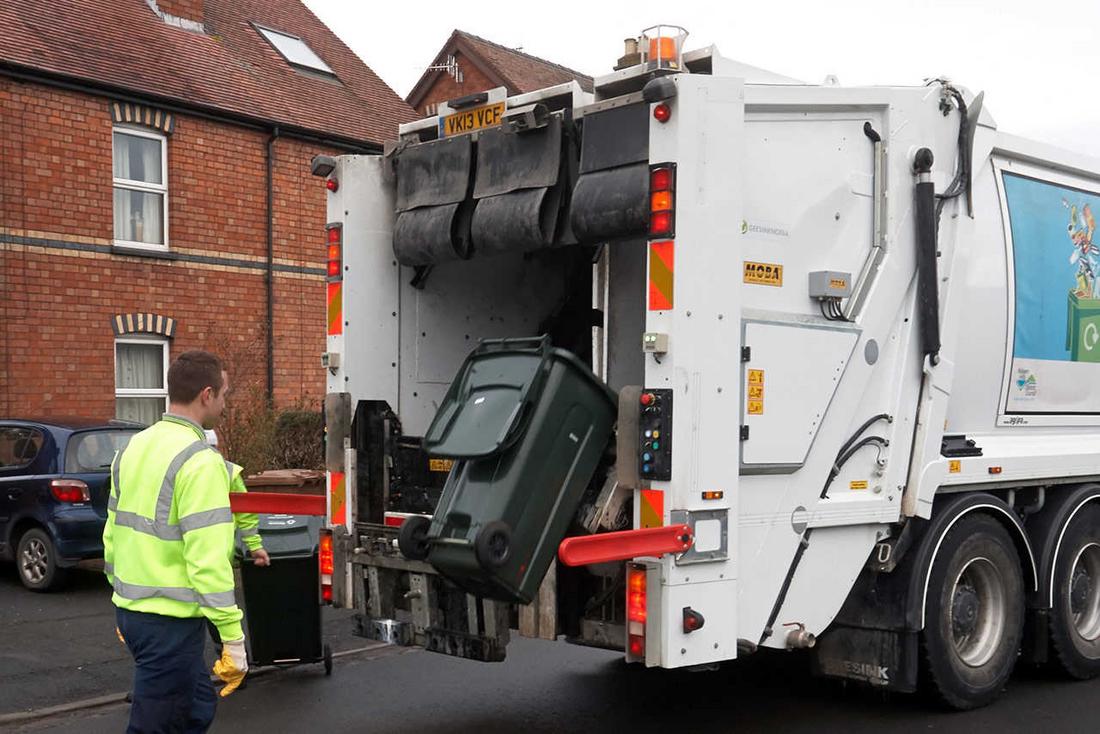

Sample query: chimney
[148,0,205,33]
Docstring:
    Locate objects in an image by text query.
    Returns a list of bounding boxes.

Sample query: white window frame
[112,126,169,252]
[114,336,170,419]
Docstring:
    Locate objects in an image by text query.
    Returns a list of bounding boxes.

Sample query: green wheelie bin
[398,336,617,604]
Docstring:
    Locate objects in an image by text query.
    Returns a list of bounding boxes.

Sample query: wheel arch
[907,492,1038,631]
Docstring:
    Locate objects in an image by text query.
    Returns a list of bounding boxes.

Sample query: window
[66,430,138,473]
[113,127,168,250]
[255,25,334,75]
[0,427,45,471]
[115,338,169,426]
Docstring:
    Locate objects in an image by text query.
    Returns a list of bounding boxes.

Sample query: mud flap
[811,626,919,693]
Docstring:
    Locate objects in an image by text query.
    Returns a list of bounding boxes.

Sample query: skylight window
[256,25,334,75]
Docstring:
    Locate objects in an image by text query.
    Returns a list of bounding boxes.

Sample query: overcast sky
[303,0,1100,157]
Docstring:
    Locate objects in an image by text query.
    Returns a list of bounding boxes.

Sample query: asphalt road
[16,629,1100,733]
[7,561,1100,733]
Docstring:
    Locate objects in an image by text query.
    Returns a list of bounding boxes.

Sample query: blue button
[643,453,652,462]
[643,464,652,473]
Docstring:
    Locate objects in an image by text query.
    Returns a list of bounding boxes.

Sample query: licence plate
[439,102,505,138]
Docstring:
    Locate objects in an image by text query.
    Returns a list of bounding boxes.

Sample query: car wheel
[920,513,1024,710]
[1049,504,1100,679]
[17,528,66,592]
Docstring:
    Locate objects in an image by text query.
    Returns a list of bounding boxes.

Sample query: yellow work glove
[213,638,249,697]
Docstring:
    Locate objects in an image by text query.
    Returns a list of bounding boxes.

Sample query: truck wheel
[16,528,66,592]
[397,516,432,561]
[921,514,1024,710]
[475,521,512,570]
[1049,504,1100,679]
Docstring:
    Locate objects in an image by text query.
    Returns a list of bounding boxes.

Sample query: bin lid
[424,336,555,459]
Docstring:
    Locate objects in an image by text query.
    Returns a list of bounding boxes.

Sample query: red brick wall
[415,51,503,116]
[157,0,204,23]
[0,76,333,418]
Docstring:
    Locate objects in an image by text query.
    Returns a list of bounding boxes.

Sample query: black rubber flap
[579,103,648,174]
[395,135,473,212]
[471,188,561,256]
[393,202,473,266]
[474,116,562,198]
[424,337,553,459]
[570,162,649,243]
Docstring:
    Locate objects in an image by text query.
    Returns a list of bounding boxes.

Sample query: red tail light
[319,528,334,605]
[326,224,343,282]
[51,479,90,503]
[649,164,675,238]
[325,177,339,192]
[653,102,671,123]
[627,563,647,661]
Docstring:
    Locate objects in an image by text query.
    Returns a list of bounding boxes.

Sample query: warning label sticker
[743,261,784,287]
[949,460,962,474]
[747,369,765,415]
[748,400,764,415]
[429,459,454,473]
[748,384,764,400]
[748,369,764,385]
[850,480,869,490]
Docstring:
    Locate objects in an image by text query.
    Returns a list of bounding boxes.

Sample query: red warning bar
[558,524,693,566]
[229,492,326,516]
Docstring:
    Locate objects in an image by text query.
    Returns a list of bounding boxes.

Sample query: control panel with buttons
[638,388,673,481]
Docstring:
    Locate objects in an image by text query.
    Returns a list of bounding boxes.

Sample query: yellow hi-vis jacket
[103,414,243,642]
[226,462,262,553]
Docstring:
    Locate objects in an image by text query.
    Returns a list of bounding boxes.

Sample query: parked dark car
[0,418,141,591]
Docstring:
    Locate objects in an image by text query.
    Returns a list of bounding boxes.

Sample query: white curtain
[116,343,163,389]
[115,398,164,426]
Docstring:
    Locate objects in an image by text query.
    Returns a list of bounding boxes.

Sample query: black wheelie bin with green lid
[397,336,617,604]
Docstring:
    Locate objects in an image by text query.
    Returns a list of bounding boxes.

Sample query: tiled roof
[0,0,416,147]
[454,31,593,94]
[407,29,593,109]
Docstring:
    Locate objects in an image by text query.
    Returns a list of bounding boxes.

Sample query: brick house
[406,30,593,117]
[0,0,415,425]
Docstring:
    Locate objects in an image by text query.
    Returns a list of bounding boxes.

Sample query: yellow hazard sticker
[830,278,848,290]
[748,384,764,400]
[748,399,764,415]
[743,261,783,287]
[429,459,454,473]
[850,480,869,491]
[748,369,764,385]
[949,460,962,474]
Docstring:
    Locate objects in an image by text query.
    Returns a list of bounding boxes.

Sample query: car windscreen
[65,430,138,473]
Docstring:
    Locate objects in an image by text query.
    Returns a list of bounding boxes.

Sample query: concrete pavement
[0,560,360,719]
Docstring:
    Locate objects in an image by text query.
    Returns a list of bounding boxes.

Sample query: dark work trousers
[117,608,217,734]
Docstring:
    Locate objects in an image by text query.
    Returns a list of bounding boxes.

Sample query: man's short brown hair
[167,351,225,404]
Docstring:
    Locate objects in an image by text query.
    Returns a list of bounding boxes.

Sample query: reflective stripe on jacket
[226,461,262,552]
[102,414,243,641]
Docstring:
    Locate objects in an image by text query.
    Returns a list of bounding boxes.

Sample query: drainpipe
[266,127,280,406]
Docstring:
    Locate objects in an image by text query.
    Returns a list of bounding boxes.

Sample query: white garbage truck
[312,27,1100,709]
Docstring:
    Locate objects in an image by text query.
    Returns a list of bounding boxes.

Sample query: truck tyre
[1048,504,1100,679]
[475,521,512,570]
[397,516,432,561]
[16,527,66,592]
[920,514,1024,710]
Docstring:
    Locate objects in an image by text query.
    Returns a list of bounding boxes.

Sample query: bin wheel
[323,643,333,676]
[475,521,512,570]
[398,515,432,561]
